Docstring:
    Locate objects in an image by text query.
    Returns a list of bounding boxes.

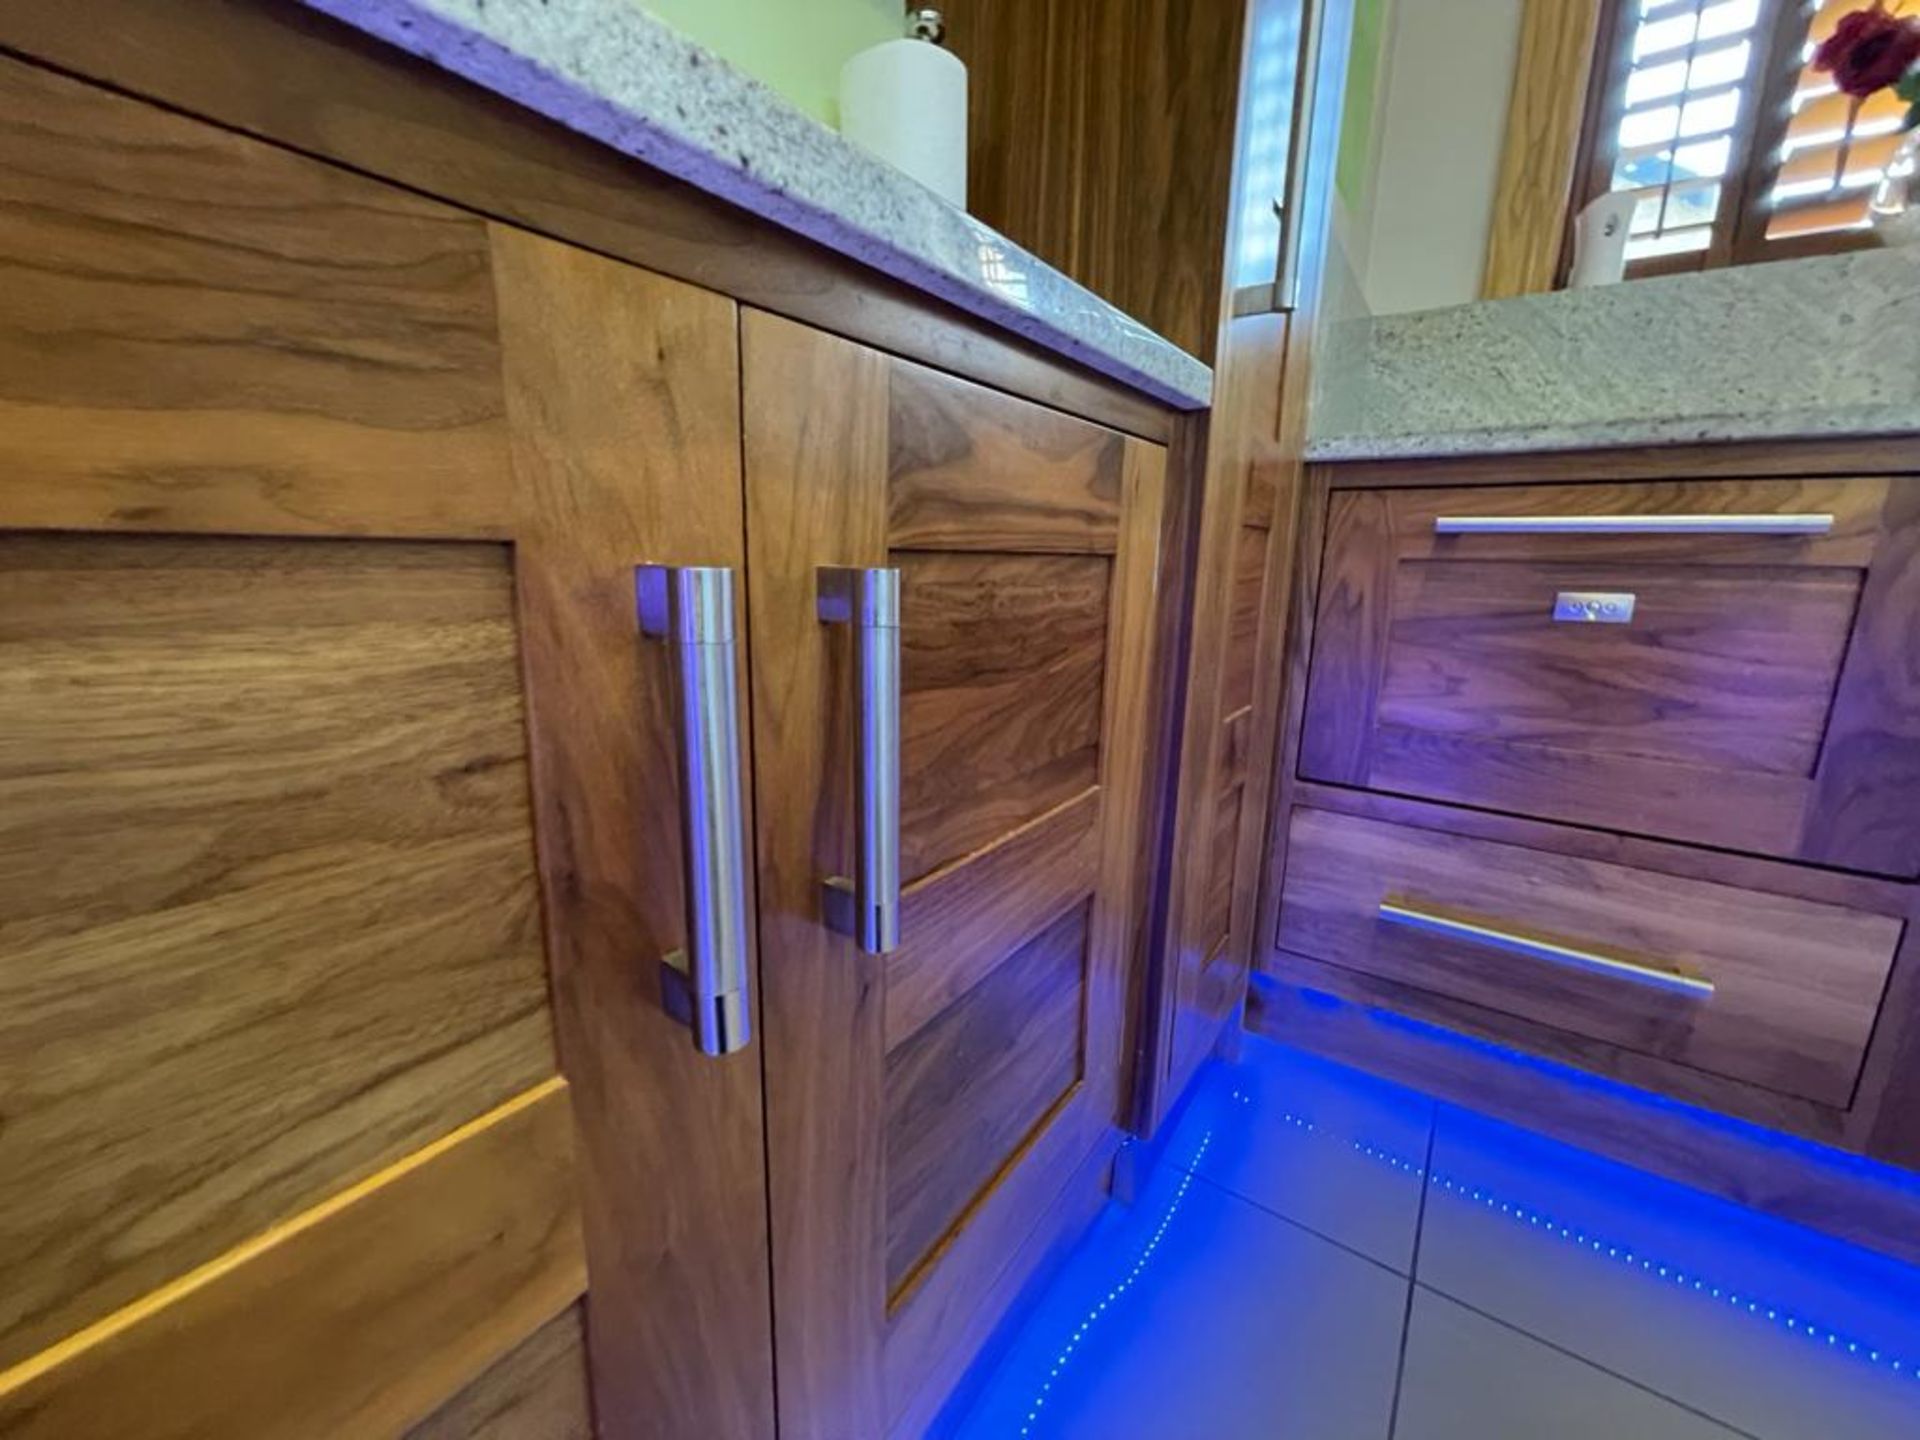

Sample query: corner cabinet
[0,50,1179,1440]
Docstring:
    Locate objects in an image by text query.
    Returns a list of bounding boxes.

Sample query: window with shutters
[1567,0,1901,279]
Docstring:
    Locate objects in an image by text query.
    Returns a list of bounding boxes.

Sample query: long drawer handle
[818,567,902,955]
[1377,900,1715,999]
[638,565,753,1056]
[1432,514,1833,536]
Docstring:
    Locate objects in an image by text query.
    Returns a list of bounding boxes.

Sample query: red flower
[1814,2,1920,99]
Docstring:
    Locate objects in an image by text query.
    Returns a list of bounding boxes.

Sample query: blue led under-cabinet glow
[1426,1173,1920,1386]
[1015,1133,1214,1438]
[1234,1075,1920,1391]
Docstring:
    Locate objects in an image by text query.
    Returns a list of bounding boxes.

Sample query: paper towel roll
[839,36,968,208]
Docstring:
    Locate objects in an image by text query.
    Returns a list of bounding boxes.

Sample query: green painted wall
[634,0,904,125]
[1335,0,1389,208]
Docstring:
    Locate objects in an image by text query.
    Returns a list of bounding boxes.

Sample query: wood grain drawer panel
[1300,476,1920,875]
[1276,808,1903,1106]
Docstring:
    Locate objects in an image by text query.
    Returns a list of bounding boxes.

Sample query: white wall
[1358,0,1524,316]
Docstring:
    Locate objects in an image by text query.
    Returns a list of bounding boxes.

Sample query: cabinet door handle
[1377,900,1715,999]
[1432,514,1833,536]
[818,566,902,955]
[638,565,753,1056]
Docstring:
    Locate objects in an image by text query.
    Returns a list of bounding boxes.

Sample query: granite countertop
[298,0,1211,409]
[1307,246,1920,460]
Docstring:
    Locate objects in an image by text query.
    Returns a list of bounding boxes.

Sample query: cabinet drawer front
[1300,477,1920,876]
[1275,808,1903,1106]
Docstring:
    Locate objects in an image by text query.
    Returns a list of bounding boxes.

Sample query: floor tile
[952,1152,1407,1440]
[1418,1106,1920,1440]
[1394,1288,1746,1440]
[1157,1034,1434,1271]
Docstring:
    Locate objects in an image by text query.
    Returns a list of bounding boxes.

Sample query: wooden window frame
[1562,0,1881,285]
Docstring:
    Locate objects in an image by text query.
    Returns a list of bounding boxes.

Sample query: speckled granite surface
[1308,246,1920,459]
[299,0,1211,409]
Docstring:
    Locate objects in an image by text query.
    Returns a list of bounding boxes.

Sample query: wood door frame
[1250,439,1920,1269]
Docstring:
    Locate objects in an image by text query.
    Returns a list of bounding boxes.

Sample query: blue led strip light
[1428,1173,1920,1387]
[1233,1085,1918,1390]
[1015,1133,1214,1438]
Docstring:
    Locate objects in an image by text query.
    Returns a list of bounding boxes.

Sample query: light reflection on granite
[299,0,1211,408]
[1309,247,1920,459]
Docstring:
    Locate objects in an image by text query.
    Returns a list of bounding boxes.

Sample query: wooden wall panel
[0,534,552,1373]
[0,1080,586,1440]
[884,902,1089,1293]
[946,0,1247,363]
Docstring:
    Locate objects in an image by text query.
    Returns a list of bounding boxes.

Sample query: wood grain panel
[1377,562,1861,775]
[1298,489,1394,783]
[899,551,1110,880]
[0,534,551,1373]
[884,902,1089,1294]
[886,788,1101,1053]
[946,0,1246,363]
[1299,475,1920,874]
[1803,478,1920,873]
[493,228,775,1440]
[0,55,513,540]
[1277,807,1901,1106]
[743,309,893,1440]
[407,1303,592,1440]
[888,360,1125,553]
[1482,0,1603,299]
[885,1126,1116,1440]
[1220,522,1272,718]
[0,1079,585,1440]
[1199,782,1246,963]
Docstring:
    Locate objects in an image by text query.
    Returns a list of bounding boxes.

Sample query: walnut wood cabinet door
[0,56,772,1440]
[743,310,1170,1438]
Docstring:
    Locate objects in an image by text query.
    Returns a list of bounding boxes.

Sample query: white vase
[1869,128,1920,246]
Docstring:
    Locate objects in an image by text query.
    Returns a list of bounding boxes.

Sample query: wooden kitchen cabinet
[1254,448,1920,1268]
[0,37,1189,1440]
[741,312,1170,1439]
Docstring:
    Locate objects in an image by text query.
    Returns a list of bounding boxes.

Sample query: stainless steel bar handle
[818,566,903,955]
[1377,900,1715,999]
[1432,514,1834,536]
[637,565,752,1056]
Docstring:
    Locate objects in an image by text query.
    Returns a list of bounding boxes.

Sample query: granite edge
[298,0,1213,410]
[1305,406,1920,461]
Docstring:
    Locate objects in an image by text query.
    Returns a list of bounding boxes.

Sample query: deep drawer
[1274,807,1905,1107]
[1298,476,1920,876]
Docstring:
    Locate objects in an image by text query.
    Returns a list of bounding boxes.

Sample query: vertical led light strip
[1013,1134,1214,1438]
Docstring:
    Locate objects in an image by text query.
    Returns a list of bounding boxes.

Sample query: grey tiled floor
[951,1036,1920,1440]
